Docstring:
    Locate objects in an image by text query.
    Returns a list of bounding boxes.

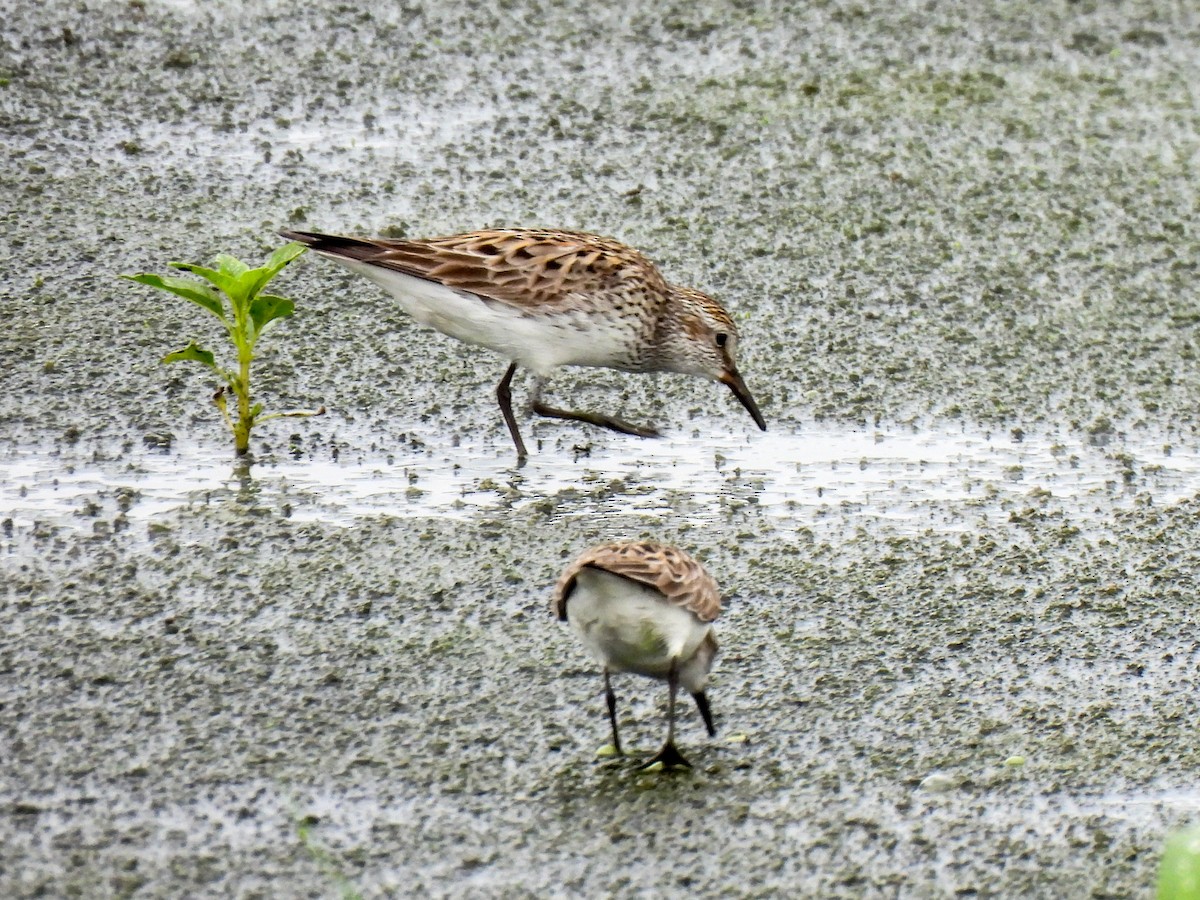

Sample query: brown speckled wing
[553,541,722,623]
[285,228,665,311]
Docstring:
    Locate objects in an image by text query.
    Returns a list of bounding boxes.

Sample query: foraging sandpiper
[553,540,721,769]
[279,228,766,460]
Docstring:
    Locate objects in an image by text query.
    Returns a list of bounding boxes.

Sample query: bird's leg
[495,362,528,461]
[641,658,692,770]
[604,669,623,756]
[693,690,716,737]
[529,376,661,439]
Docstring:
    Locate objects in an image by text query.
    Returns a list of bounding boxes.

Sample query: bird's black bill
[720,369,767,431]
[693,690,717,737]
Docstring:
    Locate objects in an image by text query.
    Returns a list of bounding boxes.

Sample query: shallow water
[4,421,1197,539]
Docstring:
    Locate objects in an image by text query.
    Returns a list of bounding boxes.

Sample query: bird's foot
[595,415,660,439]
[639,740,692,771]
[532,401,661,439]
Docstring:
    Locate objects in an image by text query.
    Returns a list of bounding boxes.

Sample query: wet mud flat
[3,0,1200,897]
[4,427,1200,897]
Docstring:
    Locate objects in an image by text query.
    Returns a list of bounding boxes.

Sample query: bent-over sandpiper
[279,228,766,460]
[552,540,721,769]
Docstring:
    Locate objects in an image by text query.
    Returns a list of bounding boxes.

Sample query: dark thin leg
[495,362,528,461]
[641,659,692,770]
[529,377,660,439]
[693,690,716,737]
[604,669,623,755]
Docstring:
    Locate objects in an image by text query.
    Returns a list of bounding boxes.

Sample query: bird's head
[665,286,767,431]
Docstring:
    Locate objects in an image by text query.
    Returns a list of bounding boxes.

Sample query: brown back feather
[552,541,722,623]
[282,228,668,310]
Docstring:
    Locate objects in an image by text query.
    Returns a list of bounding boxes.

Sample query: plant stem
[234,345,252,455]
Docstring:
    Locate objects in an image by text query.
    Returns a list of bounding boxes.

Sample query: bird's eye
[715,332,728,348]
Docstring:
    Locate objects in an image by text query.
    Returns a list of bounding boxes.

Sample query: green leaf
[248,293,295,338]
[249,402,264,420]
[1159,824,1200,900]
[214,253,250,279]
[169,262,241,302]
[123,273,226,320]
[242,242,307,301]
[162,340,219,372]
[265,241,308,275]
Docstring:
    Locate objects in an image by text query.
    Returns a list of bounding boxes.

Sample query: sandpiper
[552,540,721,769]
[279,228,766,460]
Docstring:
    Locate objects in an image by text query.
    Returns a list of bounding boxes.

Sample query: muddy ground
[2,1,1199,897]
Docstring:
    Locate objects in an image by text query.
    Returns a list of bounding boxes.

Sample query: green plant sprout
[124,242,324,456]
[296,814,363,900]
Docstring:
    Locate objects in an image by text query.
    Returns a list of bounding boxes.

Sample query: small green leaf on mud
[123,273,225,320]
[249,293,295,335]
[242,242,307,300]
[162,341,218,371]
[167,262,240,301]
[213,253,251,278]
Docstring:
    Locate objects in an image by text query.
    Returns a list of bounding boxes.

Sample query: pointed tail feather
[277,230,392,263]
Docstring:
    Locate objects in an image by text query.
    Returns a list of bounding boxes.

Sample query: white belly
[329,258,638,375]
[566,568,711,678]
